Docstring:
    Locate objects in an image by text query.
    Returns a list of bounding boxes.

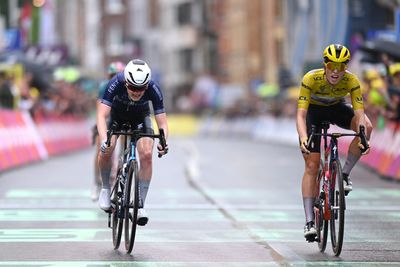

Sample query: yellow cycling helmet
[323,44,350,64]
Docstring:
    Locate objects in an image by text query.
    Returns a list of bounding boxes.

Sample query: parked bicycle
[308,121,368,256]
[105,121,166,254]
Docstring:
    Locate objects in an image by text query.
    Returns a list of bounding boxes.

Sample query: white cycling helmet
[124,59,151,87]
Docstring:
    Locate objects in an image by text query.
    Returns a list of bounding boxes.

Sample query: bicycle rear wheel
[111,174,123,249]
[315,161,328,252]
[124,160,139,253]
[330,160,345,256]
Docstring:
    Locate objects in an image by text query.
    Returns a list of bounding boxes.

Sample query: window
[106,0,124,14]
[106,24,124,56]
[177,2,192,25]
[179,48,193,72]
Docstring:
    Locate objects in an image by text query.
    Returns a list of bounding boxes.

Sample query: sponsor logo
[332,87,347,95]
[313,76,324,81]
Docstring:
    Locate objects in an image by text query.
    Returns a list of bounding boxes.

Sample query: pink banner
[0,110,47,171]
[0,111,91,172]
[35,115,91,156]
[335,122,400,181]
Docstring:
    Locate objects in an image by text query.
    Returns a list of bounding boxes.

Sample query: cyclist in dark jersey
[97,59,169,226]
[91,61,125,201]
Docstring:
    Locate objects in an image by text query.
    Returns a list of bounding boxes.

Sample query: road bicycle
[308,121,368,256]
[105,121,166,254]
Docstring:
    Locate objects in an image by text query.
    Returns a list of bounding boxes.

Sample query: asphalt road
[0,135,399,266]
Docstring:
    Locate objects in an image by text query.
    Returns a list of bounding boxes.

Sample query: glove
[157,143,169,157]
[300,137,310,154]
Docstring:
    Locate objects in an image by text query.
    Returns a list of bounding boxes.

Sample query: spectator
[386,63,400,122]
[0,71,14,109]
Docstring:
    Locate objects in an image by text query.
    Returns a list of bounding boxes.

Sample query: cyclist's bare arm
[154,112,169,155]
[296,81,311,152]
[296,108,308,141]
[349,78,367,129]
[97,103,111,142]
[155,113,169,140]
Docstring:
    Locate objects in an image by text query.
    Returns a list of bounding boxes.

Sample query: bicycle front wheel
[315,160,328,252]
[330,160,345,256]
[124,160,139,253]
[111,175,123,249]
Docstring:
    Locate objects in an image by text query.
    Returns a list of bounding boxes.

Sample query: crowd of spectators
[359,54,400,129]
[177,50,400,133]
[0,65,95,122]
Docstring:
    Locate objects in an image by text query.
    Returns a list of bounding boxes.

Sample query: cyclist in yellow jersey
[296,44,372,241]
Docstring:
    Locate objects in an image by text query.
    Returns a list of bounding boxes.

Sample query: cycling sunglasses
[125,83,147,92]
[325,61,347,72]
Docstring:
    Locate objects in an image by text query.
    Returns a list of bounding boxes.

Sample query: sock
[303,197,315,223]
[342,152,360,176]
[139,180,150,207]
[100,166,111,189]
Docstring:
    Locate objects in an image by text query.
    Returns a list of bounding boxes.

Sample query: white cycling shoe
[137,208,149,226]
[98,188,111,211]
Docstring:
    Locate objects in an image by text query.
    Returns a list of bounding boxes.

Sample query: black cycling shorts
[108,94,154,135]
[108,114,154,135]
[305,102,354,153]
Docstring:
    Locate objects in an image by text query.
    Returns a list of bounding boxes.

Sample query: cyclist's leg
[98,134,118,210]
[302,152,320,221]
[136,117,155,207]
[334,103,373,186]
[98,135,118,189]
[302,105,323,239]
[91,132,102,201]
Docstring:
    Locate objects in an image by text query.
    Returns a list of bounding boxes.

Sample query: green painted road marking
[0,210,101,221]
[351,189,400,199]
[0,262,399,267]
[229,210,298,222]
[0,228,106,242]
[5,189,91,198]
[0,228,264,242]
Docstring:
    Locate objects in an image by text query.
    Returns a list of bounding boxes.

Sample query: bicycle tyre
[124,160,139,253]
[330,160,345,256]
[111,174,123,249]
[315,160,328,252]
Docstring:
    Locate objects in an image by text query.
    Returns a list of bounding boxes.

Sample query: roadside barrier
[2,110,399,181]
[35,115,91,156]
[200,115,400,181]
[0,110,91,172]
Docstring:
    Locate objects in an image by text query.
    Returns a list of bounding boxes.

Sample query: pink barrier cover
[0,110,47,171]
[0,111,91,172]
[34,115,91,156]
[336,122,400,180]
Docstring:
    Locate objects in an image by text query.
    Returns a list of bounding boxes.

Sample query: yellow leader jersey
[297,68,364,111]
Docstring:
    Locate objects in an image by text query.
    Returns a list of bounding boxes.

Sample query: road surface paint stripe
[0,228,300,242]
[0,262,399,267]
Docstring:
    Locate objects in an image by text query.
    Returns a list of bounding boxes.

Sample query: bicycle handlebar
[105,124,167,158]
[307,124,369,153]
